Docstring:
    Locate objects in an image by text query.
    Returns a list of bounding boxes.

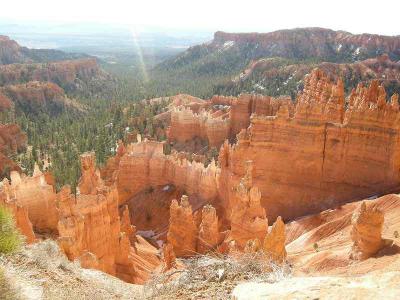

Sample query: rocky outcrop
[222,53,400,98]
[212,28,400,60]
[2,165,59,234]
[350,202,384,260]
[263,216,286,263]
[0,81,81,111]
[198,205,220,253]
[224,161,268,249]
[57,152,161,283]
[0,58,101,86]
[0,178,36,243]
[0,151,161,284]
[0,123,27,176]
[113,140,219,207]
[162,243,177,271]
[167,195,198,257]
[0,35,114,101]
[167,94,293,148]
[168,106,230,148]
[219,69,400,222]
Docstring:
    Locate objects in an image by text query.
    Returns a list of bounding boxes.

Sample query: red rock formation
[120,205,137,245]
[263,216,287,263]
[0,123,27,154]
[0,35,30,64]
[77,152,105,195]
[212,94,293,138]
[0,92,12,110]
[224,161,268,249]
[168,106,230,148]
[0,123,27,176]
[0,81,81,110]
[167,94,293,149]
[198,205,220,253]
[0,178,36,243]
[0,58,102,87]
[162,243,177,271]
[57,152,161,283]
[350,202,384,260]
[167,195,198,257]
[219,69,400,222]
[4,166,59,234]
[113,140,219,207]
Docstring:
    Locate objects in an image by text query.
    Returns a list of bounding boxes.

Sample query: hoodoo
[350,202,385,260]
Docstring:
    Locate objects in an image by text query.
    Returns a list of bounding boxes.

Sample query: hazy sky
[1,0,399,35]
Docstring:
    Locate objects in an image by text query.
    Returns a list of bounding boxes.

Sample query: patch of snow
[354,47,361,55]
[337,44,342,52]
[218,40,235,52]
[254,83,265,90]
[125,127,130,132]
[162,184,171,191]
[137,230,155,238]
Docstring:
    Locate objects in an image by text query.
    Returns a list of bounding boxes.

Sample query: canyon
[2,68,400,293]
[2,26,400,299]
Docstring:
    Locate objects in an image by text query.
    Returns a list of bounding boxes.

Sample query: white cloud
[1,0,399,35]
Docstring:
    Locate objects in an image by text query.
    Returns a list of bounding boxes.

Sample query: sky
[0,0,399,35]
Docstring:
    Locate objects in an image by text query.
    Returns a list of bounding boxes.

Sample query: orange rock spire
[350,202,384,260]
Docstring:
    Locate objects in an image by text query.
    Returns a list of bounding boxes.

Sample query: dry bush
[143,252,291,300]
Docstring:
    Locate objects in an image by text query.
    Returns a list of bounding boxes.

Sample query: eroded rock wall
[219,69,400,222]
[167,94,293,148]
[115,140,219,206]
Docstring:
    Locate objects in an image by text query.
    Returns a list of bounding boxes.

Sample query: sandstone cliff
[219,69,400,222]
[167,93,293,149]
[113,139,219,208]
[0,178,36,243]
[0,81,82,112]
[57,152,160,283]
[0,152,161,284]
[0,35,115,102]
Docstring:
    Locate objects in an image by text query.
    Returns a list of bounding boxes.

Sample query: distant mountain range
[156,27,400,98]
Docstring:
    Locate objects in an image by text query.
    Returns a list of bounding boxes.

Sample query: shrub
[0,205,23,254]
[313,243,319,252]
